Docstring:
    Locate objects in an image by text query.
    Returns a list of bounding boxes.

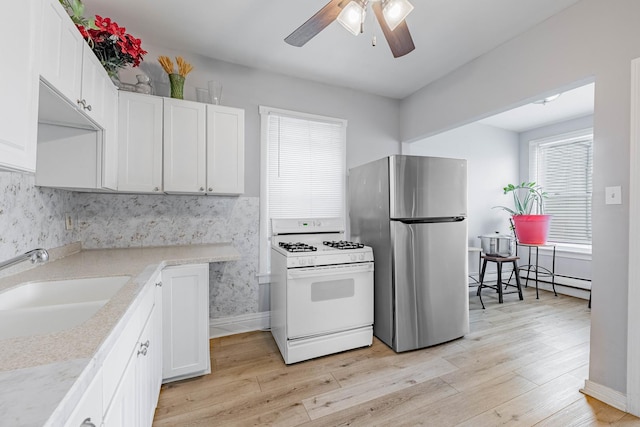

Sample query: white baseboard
[581,379,627,411]
[471,271,591,300]
[209,311,270,338]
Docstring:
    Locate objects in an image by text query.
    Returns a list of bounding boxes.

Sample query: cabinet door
[0,0,40,172]
[136,284,163,427]
[40,0,83,104]
[162,264,210,382]
[163,98,206,194]
[206,105,245,194]
[102,350,137,427]
[80,43,116,128]
[101,82,119,190]
[64,369,103,427]
[117,92,163,192]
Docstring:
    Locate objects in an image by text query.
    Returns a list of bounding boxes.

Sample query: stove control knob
[299,258,306,266]
[350,254,357,262]
[359,253,365,260]
[307,257,314,266]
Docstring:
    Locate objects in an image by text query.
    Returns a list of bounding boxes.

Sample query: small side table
[515,242,557,299]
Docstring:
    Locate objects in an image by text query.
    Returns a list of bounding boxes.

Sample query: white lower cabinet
[102,275,162,426]
[162,264,210,382]
[64,263,211,425]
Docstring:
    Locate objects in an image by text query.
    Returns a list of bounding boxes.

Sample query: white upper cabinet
[40,0,83,105]
[39,0,116,131]
[80,44,117,129]
[0,1,40,172]
[206,106,245,195]
[163,99,207,194]
[118,92,164,193]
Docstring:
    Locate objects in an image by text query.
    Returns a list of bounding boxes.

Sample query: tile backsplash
[0,171,259,319]
[0,171,74,261]
[73,192,260,318]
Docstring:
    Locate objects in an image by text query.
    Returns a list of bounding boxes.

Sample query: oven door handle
[287,263,374,279]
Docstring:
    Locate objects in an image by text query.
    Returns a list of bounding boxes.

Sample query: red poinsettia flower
[78,14,147,78]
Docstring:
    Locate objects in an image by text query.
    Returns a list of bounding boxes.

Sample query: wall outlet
[65,213,74,230]
[605,186,622,205]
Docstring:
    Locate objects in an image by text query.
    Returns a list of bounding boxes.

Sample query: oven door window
[286,264,373,339]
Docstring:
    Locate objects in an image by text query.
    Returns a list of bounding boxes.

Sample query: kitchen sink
[0,276,130,340]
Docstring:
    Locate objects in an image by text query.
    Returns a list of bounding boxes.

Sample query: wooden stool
[478,255,524,309]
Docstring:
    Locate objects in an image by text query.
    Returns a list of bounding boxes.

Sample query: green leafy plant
[495,182,548,215]
[58,0,95,29]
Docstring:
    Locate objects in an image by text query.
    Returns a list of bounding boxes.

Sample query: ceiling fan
[284,0,416,58]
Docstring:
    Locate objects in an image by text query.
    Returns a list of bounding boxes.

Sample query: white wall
[400,0,640,396]
[118,43,402,197]
[403,122,520,276]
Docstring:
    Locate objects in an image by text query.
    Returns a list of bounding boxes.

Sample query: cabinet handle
[156,281,162,287]
[80,418,96,427]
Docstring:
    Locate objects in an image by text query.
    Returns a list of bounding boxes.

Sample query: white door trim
[627,57,640,416]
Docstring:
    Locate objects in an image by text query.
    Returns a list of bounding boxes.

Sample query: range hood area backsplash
[0,170,259,318]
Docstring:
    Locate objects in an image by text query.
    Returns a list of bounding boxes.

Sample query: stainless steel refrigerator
[349,155,469,352]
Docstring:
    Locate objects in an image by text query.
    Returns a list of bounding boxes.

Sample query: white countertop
[0,243,240,426]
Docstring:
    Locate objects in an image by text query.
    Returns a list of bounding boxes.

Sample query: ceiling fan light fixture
[337,0,365,36]
[382,0,414,31]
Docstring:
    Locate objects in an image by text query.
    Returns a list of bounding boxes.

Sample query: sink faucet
[0,248,49,271]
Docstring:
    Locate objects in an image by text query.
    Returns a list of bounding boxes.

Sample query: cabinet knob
[137,347,148,357]
[81,418,96,427]
[199,187,205,191]
[156,281,162,287]
[153,187,160,192]
[208,187,213,192]
[76,99,85,108]
[85,103,92,111]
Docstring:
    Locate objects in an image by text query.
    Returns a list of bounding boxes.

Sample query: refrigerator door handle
[391,216,466,224]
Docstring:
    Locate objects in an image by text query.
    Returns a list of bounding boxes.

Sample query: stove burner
[279,242,317,252]
[323,240,365,250]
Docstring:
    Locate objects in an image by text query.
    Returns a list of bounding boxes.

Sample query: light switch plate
[605,186,622,205]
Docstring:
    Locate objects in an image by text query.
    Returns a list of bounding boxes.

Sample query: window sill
[518,242,592,260]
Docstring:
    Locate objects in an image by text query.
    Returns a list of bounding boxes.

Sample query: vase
[168,73,185,99]
[512,214,552,245]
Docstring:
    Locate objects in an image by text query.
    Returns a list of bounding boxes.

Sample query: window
[259,106,347,276]
[529,129,593,245]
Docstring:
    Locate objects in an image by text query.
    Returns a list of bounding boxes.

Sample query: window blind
[530,130,593,245]
[259,107,347,276]
[267,114,345,219]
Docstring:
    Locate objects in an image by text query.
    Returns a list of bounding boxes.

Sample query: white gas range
[270,218,374,364]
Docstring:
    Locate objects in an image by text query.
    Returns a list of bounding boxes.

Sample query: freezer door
[389,155,467,219]
[391,219,469,352]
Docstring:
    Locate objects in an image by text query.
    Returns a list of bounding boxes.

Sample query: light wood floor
[153,287,640,426]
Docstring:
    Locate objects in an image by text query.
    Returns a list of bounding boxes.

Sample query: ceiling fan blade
[285,0,346,47]
[371,1,415,58]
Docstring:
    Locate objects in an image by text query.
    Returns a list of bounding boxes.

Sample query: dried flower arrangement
[158,56,194,99]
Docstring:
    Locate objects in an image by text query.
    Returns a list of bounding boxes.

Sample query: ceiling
[478,83,595,133]
[82,0,582,99]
